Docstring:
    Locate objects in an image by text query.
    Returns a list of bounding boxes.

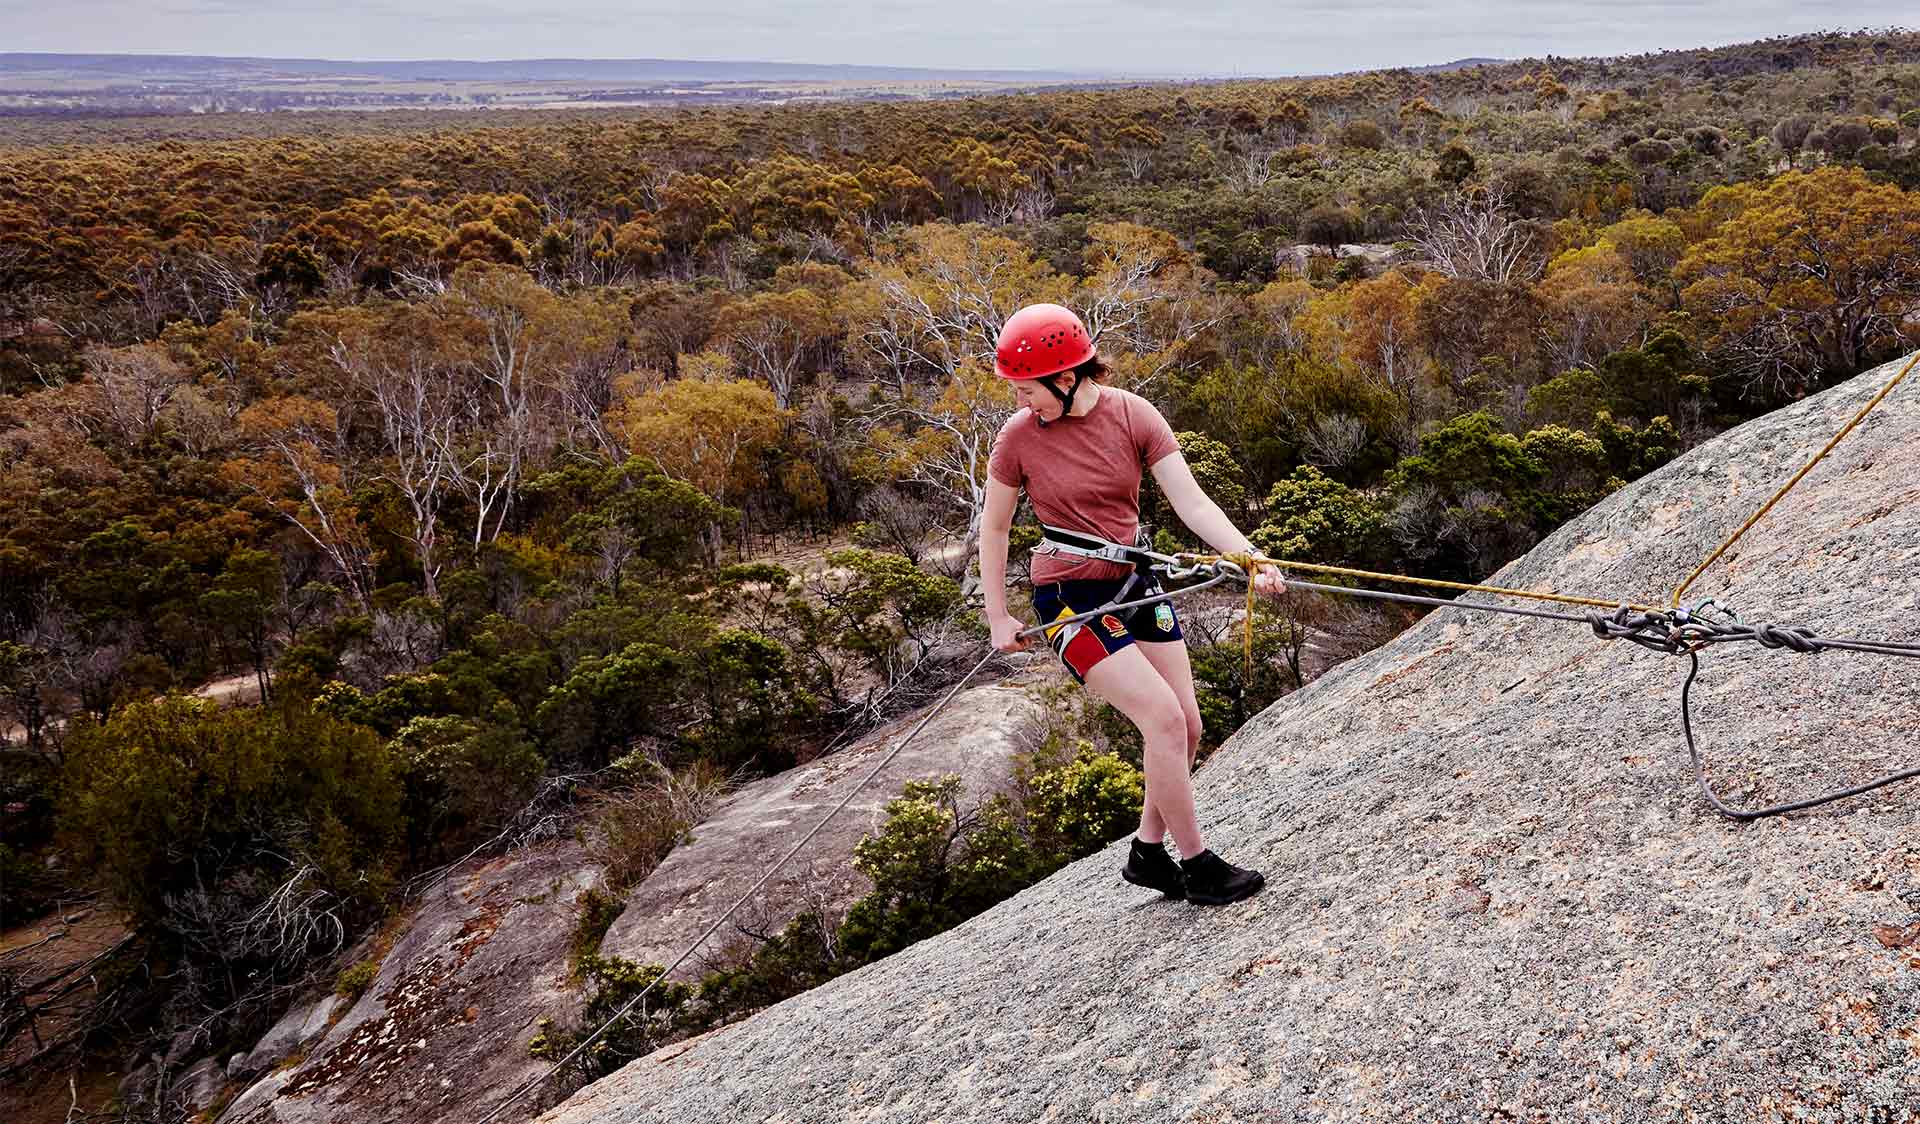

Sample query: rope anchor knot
[1753,623,1819,652]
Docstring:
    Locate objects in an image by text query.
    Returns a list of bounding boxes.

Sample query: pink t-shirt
[987,385,1181,584]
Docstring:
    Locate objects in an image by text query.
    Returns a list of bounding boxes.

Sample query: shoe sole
[1121,867,1187,899]
[1186,874,1265,907]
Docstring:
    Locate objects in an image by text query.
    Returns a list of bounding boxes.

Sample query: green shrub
[1526,329,1710,426]
[535,911,842,1081]
[1437,142,1477,184]
[315,672,467,737]
[679,629,814,773]
[523,456,726,592]
[335,959,380,998]
[533,641,682,767]
[529,956,695,1081]
[1025,747,1145,856]
[837,776,1043,965]
[390,711,545,863]
[691,911,842,1023]
[1384,411,1552,577]
[807,548,963,682]
[1300,201,1363,246]
[57,695,403,927]
[566,888,626,980]
[1143,432,1248,533]
[1253,465,1390,568]
[1524,366,1611,425]
[1339,119,1387,150]
[1387,411,1546,498]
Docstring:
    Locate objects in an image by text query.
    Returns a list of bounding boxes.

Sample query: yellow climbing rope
[1167,347,1920,684]
[1184,552,1661,612]
[1671,348,1920,607]
[1220,551,1263,683]
[1188,551,1661,686]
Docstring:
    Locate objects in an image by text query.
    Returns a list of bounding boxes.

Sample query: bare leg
[1132,639,1204,844]
[1082,645,1204,858]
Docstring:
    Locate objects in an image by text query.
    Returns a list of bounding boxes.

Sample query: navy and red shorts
[1032,576,1184,685]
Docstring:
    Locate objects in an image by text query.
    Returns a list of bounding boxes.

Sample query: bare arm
[1149,452,1286,593]
[978,477,1032,649]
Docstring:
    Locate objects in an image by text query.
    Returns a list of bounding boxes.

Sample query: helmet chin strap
[1033,371,1086,428]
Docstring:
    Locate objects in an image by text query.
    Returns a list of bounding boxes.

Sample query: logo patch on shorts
[1101,614,1127,637]
[1155,603,1175,633]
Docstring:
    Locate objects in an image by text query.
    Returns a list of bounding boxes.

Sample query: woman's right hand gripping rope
[990,612,1035,653]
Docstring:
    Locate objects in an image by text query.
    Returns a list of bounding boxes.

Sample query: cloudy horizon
[1,2,1913,78]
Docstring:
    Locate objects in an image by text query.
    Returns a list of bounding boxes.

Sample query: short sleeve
[987,413,1025,488]
[1132,394,1180,469]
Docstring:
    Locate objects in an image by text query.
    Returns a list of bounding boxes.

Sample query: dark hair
[1062,353,1109,383]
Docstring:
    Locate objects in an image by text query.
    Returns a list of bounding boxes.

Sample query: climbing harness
[1030,527,1154,668]
[1038,524,1276,681]
[1036,522,1156,567]
[476,353,1920,1123]
[1035,523,1168,599]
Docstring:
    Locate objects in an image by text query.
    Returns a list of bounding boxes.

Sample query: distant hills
[0,52,1092,85]
[0,51,1527,90]
[1410,57,1504,72]
[0,50,1524,118]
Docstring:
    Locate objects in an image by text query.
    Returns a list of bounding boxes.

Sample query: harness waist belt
[1036,524,1154,568]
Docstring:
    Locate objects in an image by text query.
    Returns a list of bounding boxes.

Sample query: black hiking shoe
[1180,849,1265,906]
[1121,837,1186,899]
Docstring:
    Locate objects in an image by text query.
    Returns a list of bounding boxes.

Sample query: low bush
[335,959,380,999]
[566,888,627,981]
[577,754,732,894]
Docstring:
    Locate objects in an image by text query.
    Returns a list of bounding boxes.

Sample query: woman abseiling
[978,303,1283,906]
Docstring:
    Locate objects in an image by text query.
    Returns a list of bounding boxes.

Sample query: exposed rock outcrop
[535,355,1920,1122]
[1273,242,1411,276]
[599,683,1040,978]
[176,1056,226,1116]
[231,994,343,1082]
[217,842,600,1124]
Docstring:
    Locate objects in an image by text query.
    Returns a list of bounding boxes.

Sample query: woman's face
[1011,374,1068,422]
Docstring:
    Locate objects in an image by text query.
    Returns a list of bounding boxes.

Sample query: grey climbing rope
[1190,556,1920,820]
[1578,602,1920,819]
[469,566,1237,1124]
[1254,560,1920,819]
[1677,648,1920,820]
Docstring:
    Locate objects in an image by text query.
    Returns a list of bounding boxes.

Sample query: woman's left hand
[1251,561,1288,595]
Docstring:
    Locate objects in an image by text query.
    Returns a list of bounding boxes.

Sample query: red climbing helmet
[994,303,1095,381]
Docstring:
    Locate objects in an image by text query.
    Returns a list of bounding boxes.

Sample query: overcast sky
[2,2,1911,76]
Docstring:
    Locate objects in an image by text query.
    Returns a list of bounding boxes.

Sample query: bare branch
[1405,188,1543,285]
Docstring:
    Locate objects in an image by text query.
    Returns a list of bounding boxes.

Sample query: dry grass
[579,758,735,894]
